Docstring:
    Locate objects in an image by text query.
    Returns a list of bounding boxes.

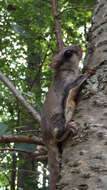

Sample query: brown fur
[41,45,87,190]
[64,73,89,126]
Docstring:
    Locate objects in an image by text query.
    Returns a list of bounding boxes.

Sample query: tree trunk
[17,41,42,190]
[58,0,107,189]
[10,154,17,190]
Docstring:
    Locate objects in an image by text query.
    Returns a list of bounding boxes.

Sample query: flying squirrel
[41,45,94,190]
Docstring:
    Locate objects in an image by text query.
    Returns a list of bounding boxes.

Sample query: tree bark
[10,154,17,190]
[57,0,107,189]
[51,0,64,51]
[0,135,43,145]
[43,0,64,51]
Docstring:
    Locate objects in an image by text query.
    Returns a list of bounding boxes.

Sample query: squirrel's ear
[49,55,61,69]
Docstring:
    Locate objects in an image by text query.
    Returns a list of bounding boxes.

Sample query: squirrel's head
[50,45,82,71]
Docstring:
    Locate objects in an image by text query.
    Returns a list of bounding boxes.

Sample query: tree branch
[51,0,64,51]
[0,148,47,162]
[61,6,93,14]
[0,148,46,158]
[35,155,48,162]
[0,72,41,124]
[42,0,51,3]
[0,135,44,145]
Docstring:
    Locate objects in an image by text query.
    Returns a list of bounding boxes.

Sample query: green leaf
[7,156,11,162]
[0,167,5,171]
[12,24,30,37]
[15,143,36,152]
[0,123,11,135]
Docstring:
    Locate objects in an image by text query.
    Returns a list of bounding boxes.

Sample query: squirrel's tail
[48,144,60,190]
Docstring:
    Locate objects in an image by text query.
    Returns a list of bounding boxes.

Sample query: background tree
[0,0,97,189]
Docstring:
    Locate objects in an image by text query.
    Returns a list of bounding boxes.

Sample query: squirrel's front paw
[66,120,78,135]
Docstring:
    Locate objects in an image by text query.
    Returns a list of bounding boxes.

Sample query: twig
[0,72,41,124]
[42,0,51,3]
[61,6,93,14]
[0,148,46,158]
[35,155,48,162]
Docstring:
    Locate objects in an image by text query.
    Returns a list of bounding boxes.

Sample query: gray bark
[58,0,107,190]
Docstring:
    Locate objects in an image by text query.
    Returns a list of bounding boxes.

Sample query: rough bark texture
[57,0,107,190]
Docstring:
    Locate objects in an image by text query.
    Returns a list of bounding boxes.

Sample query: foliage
[0,0,95,189]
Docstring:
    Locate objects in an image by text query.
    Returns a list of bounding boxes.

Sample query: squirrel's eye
[64,49,73,58]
